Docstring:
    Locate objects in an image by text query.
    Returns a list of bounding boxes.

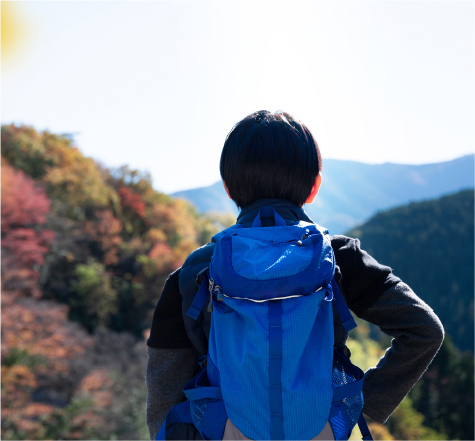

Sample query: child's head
[220,110,322,209]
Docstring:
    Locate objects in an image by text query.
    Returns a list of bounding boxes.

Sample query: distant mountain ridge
[171,155,474,234]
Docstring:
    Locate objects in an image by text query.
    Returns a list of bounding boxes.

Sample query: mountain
[347,189,474,353]
[173,180,238,215]
[171,155,474,234]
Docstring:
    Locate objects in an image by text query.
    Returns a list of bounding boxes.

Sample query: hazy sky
[2,1,474,193]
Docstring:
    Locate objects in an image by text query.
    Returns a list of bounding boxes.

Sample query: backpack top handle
[251,207,287,228]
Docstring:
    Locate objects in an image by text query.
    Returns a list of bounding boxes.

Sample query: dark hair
[220,110,322,209]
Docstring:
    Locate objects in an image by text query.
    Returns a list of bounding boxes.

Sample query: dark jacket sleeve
[360,282,444,423]
[332,235,444,423]
[146,347,197,440]
[146,268,198,440]
[147,268,194,349]
[331,235,401,315]
[145,235,445,435]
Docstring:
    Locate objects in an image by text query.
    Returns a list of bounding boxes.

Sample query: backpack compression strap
[186,269,233,320]
[251,207,287,227]
[358,413,373,441]
[156,401,194,440]
[330,283,373,440]
[186,270,210,320]
[331,278,357,332]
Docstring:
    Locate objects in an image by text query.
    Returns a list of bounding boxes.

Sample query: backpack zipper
[208,277,224,312]
[297,232,309,246]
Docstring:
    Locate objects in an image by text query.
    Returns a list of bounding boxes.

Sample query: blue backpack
[157,207,373,440]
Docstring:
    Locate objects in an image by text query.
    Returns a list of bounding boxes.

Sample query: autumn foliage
[1,161,55,297]
[1,123,468,440]
[118,186,146,218]
[1,291,93,439]
[1,124,221,439]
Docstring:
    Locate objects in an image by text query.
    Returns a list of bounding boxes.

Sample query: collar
[236,198,314,227]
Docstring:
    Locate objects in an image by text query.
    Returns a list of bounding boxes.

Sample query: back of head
[220,110,322,209]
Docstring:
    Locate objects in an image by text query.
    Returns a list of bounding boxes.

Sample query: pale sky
[2,1,474,193]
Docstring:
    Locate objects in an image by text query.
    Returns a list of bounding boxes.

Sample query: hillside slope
[347,189,474,352]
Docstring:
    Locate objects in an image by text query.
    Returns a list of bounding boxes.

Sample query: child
[146,110,444,440]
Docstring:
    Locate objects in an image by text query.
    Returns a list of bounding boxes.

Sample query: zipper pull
[216,286,224,301]
[297,232,309,246]
[208,289,213,312]
[208,278,214,312]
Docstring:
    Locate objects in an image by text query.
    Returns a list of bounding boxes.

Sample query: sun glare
[1,2,35,67]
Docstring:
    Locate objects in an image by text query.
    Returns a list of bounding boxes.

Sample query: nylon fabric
[186,274,210,320]
[211,231,334,302]
[183,367,228,440]
[175,208,371,441]
[231,235,314,280]
[281,299,334,439]
[207,216,336,440]
[331,279,357,332]
[329,348,365,440]
[208,294,270,439]
[268,300,284,440]
[251,207,287,227]
[156,401,194,440]
[358,413,373,441]
[208,271,334,439]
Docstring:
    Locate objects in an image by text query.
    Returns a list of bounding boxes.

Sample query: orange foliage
[1,291,91,373]
[148,241,175,273]
[78,369,114,407]
[85,210,123,265]
[42,132,116,210]
[1,290,94,439]
[149,199,197,243]
[172,237,199,268]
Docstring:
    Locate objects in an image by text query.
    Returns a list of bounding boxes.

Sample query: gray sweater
[146,281,444,440]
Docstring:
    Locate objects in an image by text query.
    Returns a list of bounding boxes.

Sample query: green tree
[385,396,446,440]
[71,260,118,330]
[409,336,474,440]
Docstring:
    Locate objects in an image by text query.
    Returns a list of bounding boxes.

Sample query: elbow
[434,318,445,348]
[426,309,445,352]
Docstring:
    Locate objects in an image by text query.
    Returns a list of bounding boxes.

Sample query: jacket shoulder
[182,242,215,268]
[179,242,215,299]
[330,234,360,251]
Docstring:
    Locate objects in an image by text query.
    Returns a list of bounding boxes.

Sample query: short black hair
[220,110,322,209]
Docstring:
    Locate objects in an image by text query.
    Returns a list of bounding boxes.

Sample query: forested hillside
[348,190,474,440]
[1,124,471,440]
[0,124,233,439]
[348,189,474,352]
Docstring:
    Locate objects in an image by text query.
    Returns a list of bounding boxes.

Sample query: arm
[146,347,197,440]
[360,282,444,423]
[331,236,444,423]
[145,268,198,440]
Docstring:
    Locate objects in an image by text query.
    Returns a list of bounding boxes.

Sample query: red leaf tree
[1,161,55,297]
[118,186,146,218]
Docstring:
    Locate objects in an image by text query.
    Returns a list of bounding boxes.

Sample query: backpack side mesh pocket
[183,367,227,440]
[329,347,365,440]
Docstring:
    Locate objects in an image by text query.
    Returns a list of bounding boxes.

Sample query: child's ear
[305,174,322,204]
[223,180,232,200]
